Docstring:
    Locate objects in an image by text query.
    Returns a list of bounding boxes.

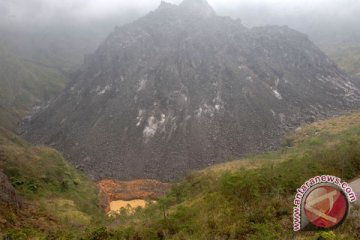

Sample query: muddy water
[97,179,170,216]
[108,199,147,215]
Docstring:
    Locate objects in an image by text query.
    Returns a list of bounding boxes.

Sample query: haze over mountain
[23,0,360,181]
[0,43,67,130]
[1,0,359,72]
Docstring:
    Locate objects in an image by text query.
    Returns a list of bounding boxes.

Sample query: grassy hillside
[1,109,360,239]
[0,43,68,130]
[321,43,360,79]
[0,127,104,239]
[82,111,360,240]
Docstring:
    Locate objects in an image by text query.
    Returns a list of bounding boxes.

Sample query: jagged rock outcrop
[0,170,21,208]
[23,0,360,181]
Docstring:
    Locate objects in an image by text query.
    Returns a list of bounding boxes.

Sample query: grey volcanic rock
[0,170,21,208]
[23,0,360,181]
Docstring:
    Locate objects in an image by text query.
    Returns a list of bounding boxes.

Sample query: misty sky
[1,0,359,26]
[0,0,359,75]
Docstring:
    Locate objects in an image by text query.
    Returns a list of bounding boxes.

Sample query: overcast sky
[0,0,358,24]
[0,0,359,43]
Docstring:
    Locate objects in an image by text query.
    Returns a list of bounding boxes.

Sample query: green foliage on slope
[321,43,360,79]
[84,112,360,240]
[0,43,68,130]
[1,109,360,239]
[0,127,104,238]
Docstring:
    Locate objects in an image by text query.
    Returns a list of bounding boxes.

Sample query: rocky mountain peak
[23,1,360,181]
[158,1,175,9]
[179,0,216,17]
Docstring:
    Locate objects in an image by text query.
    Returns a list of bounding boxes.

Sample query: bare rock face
[0,170,21,208]
[23,0,360,181]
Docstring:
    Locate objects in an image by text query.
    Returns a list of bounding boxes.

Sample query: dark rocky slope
[0,170,21,208]
[23,0,360,181]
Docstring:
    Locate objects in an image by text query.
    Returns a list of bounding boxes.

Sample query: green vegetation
[0,127,105,238]
[1,109,360,239]
[321,43,360,78]
[80,112,360,240]
[0,43,68,130]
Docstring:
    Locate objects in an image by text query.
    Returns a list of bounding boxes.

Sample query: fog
[1,0,360,28]
[1,0,360,42]
[0,0,359,69]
